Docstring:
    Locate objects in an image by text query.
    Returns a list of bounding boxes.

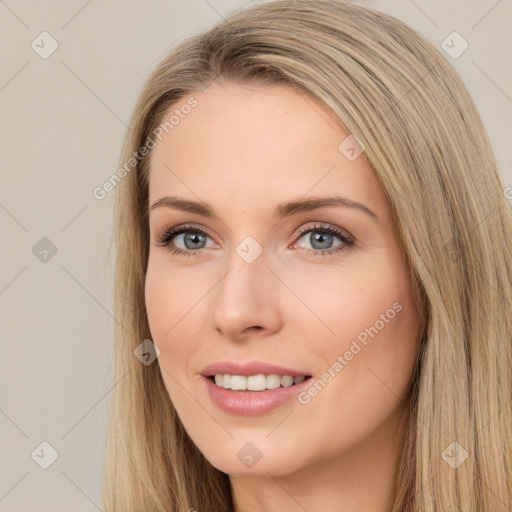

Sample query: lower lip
[201,375,313,416]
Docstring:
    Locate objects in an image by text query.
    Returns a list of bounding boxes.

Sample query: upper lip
[200,361,312,378]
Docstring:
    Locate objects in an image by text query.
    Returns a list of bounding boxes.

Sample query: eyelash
[154,222,355,258]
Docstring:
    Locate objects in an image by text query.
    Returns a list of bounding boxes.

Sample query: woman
[102,1,512,510]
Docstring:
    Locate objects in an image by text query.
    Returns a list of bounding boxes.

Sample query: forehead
[147,83,382,211]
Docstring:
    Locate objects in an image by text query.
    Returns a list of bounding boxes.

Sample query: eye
[154,222,355,258]
[291,222,354,256]
[154,224,216,257]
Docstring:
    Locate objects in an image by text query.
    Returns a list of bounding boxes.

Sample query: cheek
[291,259,420,457]
[144,265,200,416]
[144,262,199,376]
[307,251,420,398]
[295,253,417,350]
[144,259,200,342]
[144,264,172,342]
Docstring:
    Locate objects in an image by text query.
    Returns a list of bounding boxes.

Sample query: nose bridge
[211,239,280,337]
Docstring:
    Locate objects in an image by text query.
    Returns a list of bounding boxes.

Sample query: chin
[202,443,307,478]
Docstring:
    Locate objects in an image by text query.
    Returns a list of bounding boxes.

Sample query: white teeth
[281,375,294,387]
[221,374,231,389]
[247,374,266,391]
[266,374,281,389]
[212,373,308,391]
[230,375,247,390]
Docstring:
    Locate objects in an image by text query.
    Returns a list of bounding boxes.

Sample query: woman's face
[145,83,422,477]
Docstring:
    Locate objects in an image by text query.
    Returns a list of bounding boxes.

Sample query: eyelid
[154,221,355,255]
[154,222,218,248]
[291,222,353,243]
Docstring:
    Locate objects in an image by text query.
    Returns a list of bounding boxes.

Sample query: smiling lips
[200,360,313,379]
[213,373,306,391]
[200,360,314,415]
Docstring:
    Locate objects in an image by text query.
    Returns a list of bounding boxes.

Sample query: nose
[210,249,282,341]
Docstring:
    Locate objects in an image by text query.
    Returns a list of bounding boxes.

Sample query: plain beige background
[1,1,510,510]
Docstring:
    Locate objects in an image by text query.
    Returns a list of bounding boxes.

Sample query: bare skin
[144,82,422,512]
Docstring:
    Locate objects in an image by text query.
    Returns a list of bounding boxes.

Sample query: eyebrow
[148,195,378,222]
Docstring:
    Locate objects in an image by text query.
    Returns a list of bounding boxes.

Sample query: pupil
[185,232,206,249]
[311,231,332,250]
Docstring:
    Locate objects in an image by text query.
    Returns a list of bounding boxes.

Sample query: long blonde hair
[102,1,512,510]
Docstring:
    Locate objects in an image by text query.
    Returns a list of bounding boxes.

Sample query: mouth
[201,372,315,416]
[205,374,314,392]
